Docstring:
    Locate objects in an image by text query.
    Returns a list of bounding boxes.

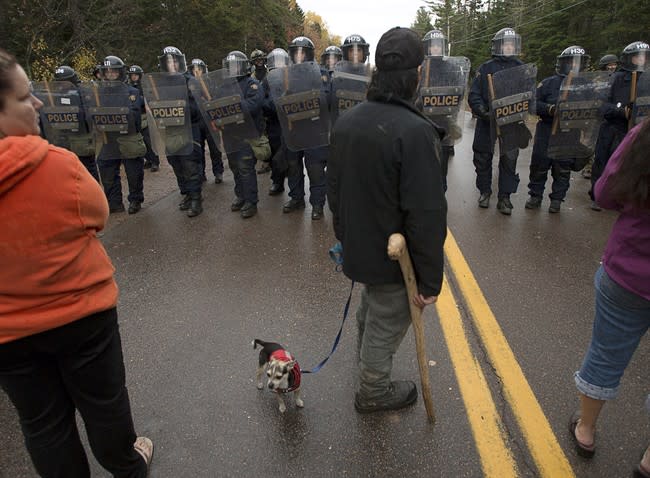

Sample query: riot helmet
[289,36,315,64]
[100,55,126,81]
[190,58,208,77]
[555,46,590,76]
[54,65,80,85]
[128,65,143,84]
[598,54,619,72]
[321,45,342,71]
[267,48,290,70]
[223,51,249,78]
[422,30,447,57]
[250,49,267,67]
[158,46,187,73]
[620,41,649,72]
[491,27,521,57]
[341,34,369,63]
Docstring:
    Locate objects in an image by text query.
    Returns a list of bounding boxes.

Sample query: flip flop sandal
[568,411,595,458]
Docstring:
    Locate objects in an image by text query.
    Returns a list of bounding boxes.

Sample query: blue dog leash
[303,279,354,374]
[303,242,351,374]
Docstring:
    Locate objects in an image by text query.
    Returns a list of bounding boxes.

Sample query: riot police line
[34,31,648,219]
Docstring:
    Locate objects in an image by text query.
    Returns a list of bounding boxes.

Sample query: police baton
[629,71,638,130]
[551,71,573,136]
[387,233,435,424]
[486,73,500,138]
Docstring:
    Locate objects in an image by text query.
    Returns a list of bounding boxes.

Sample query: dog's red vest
[270,349,301,393]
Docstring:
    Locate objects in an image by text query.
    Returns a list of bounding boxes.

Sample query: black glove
[475,104,490,121]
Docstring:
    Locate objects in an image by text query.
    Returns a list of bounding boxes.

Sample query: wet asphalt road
[1,113,647,477]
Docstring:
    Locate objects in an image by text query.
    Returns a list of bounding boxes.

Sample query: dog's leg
[294,388,304,408]
[256,365,265,390]
[276,393,287,413]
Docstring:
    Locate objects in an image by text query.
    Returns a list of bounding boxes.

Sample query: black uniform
[591,70,642,199]
[468,56,525,198]
[527,74,572,201]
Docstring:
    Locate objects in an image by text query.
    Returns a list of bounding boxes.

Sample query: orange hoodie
[0,135,118,344]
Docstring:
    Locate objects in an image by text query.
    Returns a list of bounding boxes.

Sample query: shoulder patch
[129,94,137,102]
[537,82,543,88]
[475,71,481,78]
[251,83,258,90]
[322,75,329,82]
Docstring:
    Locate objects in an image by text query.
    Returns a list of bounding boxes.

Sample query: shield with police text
[33,81,89,149]
[142,73,193,156]
[631,72,650,126]
[489,63,537,149]
[268,62,330,151]
[547,71,612,161]
[419,56,471,143]
[331,61,372,123]
[188,70,259,153]
[80,81,137,160]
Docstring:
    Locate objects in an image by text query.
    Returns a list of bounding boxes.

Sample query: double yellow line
[436,230,575,477]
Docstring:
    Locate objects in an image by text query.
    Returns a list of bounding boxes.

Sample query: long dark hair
[607,118,650,210]
[366,67,419,103]
[0,49,18,111]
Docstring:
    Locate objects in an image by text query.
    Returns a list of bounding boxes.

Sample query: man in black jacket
[327,27,447,414]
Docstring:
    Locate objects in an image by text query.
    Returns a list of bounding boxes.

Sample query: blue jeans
[575,265,650,400]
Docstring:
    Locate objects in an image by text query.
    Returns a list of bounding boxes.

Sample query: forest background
[1,0,648,81]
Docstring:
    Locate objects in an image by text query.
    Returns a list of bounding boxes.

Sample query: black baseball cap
[375,27,424,71]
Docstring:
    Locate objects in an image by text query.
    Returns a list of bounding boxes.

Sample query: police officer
[420,29,454,191]
[51,65,100,182]
[92,65,102,81]
[189,58,225,183]
[599,54,619,73]
[525,46,590,213]
[224,51,264,219]
[97,56,146,214]
[468,27,527,215]
[590,41,648,210]
[128,64,160,172]
[321,45,342,74]
[283,36,331,220]
[156,46,205,217]
[264,48,290,195]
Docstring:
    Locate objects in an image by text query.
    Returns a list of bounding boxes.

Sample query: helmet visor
[493,35,521,56]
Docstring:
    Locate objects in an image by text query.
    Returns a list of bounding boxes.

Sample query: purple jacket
[595,122,650,300]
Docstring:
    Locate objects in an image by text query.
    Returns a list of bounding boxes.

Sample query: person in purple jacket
[569,118,650,477]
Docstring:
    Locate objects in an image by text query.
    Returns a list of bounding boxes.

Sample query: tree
[411,7,434,39]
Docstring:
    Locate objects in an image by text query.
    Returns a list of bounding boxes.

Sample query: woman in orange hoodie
[0,49,153,477]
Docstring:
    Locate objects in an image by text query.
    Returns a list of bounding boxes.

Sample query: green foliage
[411,7,434,39]
[3,0,305,77]
[423,0,650,77]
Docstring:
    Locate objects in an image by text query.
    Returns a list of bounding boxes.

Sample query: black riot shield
[268,62,330,151]
[632,72,650,126]
[33,81,88,149]
[331,61,372,122]
[547,71,612,161]
[419,56,471,142]
[142,73,194,156]
[188,70,259,153]
[79,81,136,160]
[489,63,537,150]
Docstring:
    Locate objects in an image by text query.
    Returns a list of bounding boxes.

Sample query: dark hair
[366,67,419,103]
[607,118,650,209]
[0,49,18,111]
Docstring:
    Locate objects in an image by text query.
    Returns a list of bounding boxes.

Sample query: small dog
[253,339,304,413]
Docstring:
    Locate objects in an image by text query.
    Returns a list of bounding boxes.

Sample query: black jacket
[327,97,447,296]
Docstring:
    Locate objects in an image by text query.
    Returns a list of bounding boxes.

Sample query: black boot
[179,195,191,211]
[187,192,203,218]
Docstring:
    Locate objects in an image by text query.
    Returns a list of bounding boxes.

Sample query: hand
[475,105,490,121]
[413,293,438,309]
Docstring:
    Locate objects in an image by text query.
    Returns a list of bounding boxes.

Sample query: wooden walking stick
[387,233,435,424]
